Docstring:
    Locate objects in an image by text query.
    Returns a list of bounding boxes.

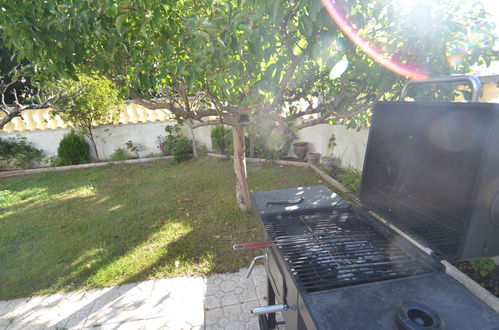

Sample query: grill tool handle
[400,74,481,102]
[233,241,273,250]
[251,304,295,315]
[245,254,267,278]
[266,197,304,208]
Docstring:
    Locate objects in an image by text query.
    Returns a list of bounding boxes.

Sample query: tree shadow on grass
[0,160,261,301]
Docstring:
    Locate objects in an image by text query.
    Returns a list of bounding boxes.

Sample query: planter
[306,152,321,165]
[293,142,309,161]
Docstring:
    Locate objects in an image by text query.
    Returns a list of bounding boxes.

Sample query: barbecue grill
[238,76,499,329]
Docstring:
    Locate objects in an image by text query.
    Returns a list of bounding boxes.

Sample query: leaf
[140,22,148,38]
[194,30,210,42]
[115,15,127,35]
[216,37,226,48]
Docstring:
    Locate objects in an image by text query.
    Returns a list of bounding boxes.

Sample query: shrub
[470,258,496,277]
[162,123,192,162]
[246,134,281,160]
[211,125,232,155]
[57,130,91,165]
[170,136,193,162]
[109,148,128,161]
[156,135,169,155]
[337,168,362,194]
[0,135,44,169]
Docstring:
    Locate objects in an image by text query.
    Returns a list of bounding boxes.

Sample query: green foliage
[470,259,496,277]
[51,72,121,159]
[0,135,44,169]
[156,135,169,156]
[210,125,233,155]
[337,168,362,194]
[327,134,337,152]
[57,130,90,165]
[52,72,121,131]
[169,136,193,162]
[1,0,497,138]
[109,148,128,161]
[163,123,192,162]
[246,134,281,160]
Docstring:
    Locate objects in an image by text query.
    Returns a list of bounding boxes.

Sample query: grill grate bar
[262,209,428,293]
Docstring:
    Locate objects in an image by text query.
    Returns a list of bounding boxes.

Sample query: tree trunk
[88,128,100,161]
[232,125,251,211]
[188,122,198,158]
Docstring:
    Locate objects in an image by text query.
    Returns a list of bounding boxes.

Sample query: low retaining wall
[0,156,172,178]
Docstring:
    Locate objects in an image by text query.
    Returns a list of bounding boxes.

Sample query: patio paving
[0,265,267,330]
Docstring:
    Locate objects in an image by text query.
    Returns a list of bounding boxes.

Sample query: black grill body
[362,102,499,260]
[252,186,499,329]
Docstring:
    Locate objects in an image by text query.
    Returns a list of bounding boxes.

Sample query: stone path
[0,266,267,330]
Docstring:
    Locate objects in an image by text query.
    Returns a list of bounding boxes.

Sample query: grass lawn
[0,157,327,300]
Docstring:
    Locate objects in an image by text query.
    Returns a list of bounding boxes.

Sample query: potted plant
[306,151,321,165]
[293,142,308,160]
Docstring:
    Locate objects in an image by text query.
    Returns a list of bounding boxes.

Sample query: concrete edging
[0,156,173,178]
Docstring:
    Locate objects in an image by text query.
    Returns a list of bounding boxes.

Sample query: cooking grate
[363,188,464,258]
[262,209,429,293]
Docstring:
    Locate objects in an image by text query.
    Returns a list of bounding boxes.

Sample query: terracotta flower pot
[306,151,321,165]
[293,142,308,160]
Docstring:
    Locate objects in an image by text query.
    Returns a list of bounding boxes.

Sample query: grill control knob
[395,301,444,330]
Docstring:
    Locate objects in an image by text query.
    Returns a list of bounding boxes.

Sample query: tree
[53,72,121,160]
[1,0,497,210]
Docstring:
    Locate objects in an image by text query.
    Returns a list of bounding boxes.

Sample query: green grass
[0,157,326,300]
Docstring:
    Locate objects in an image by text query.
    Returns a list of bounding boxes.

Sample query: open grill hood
[360,101,499,261]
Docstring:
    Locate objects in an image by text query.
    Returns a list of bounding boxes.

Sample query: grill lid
[360,101,499,260]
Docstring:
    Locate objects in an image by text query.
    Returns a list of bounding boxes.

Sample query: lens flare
[321,0,429,80]
[329,58,349,79]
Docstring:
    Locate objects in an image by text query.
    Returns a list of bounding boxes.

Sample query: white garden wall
[292,124,368,170]
[1,119,368,169]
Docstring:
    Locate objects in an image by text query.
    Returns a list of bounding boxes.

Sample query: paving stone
[0,265,267,330]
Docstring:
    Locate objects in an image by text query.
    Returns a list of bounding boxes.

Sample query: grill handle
[400,74,481,102]
[245,254,267,278]
[266,197,304,208]
[251,304,295,315]
[233,241,273,250]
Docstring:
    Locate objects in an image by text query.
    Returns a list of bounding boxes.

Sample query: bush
[109,148,128,161]
[57,130,91,165]
[156,135,169,155]
[162,123,192,162]
[211,125,232,155]
[470,258,496,277]
[0,135,44,169]
[246,134,281,160]
[169,136,193,162]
